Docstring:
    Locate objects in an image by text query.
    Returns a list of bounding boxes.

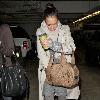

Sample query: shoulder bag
[1,53,30,99]
[45,50,79,88]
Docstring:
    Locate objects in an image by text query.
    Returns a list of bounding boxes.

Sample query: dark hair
[44,3,58,19]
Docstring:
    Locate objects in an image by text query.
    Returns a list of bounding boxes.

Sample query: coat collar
[40,20,62,34]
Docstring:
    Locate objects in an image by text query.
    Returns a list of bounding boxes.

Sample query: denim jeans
[43,83,67,97]
[3,96,12,100]
[44,95,66,100]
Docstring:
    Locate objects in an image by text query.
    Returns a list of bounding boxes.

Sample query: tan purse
[45,51,79,88]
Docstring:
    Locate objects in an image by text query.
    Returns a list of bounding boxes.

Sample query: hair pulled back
[44,3,58,19]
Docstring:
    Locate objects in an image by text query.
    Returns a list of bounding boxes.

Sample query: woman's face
[45,16,58,31]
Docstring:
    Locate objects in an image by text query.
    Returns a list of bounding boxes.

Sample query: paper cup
[39,33,49,50]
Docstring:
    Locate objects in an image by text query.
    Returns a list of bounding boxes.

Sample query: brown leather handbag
[45,51,79,88]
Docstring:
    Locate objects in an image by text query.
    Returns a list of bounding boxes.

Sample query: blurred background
[0,0,100,100]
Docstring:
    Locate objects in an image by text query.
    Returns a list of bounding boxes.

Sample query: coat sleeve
[0,24,15,57]
[36,29,49,70]
[63,25,76,52]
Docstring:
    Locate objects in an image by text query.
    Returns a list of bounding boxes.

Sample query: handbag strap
[48,45,75,67]
[0,48,18,67]
[71,51,75,65]
[48,50,54,66]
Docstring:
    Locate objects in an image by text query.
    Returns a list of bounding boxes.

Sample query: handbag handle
[48,45,75,66]
[1,49,19,66]
[47,50,54,67]
[60,45,75,65]
[71,51,75,65]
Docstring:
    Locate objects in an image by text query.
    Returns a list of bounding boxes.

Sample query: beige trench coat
[36,21,80,100]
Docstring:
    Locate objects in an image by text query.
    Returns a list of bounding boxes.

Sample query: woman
[0,24,15,100]
[36,3,80,100]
